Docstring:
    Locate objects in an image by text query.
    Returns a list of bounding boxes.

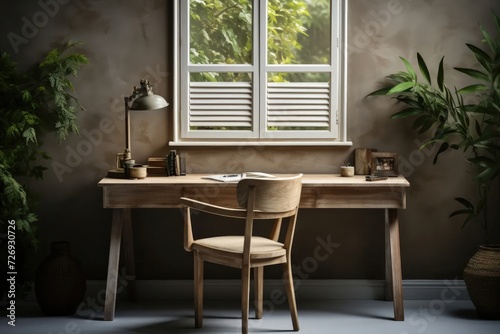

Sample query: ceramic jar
[35,241,86,316]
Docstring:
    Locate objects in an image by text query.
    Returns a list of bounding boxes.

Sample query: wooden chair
[180,174,303,333]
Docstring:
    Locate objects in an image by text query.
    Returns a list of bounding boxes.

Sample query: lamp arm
[122,79,163,163]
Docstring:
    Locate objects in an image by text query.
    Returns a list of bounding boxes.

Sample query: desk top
[99,174,409,209]
[98,174,409,188]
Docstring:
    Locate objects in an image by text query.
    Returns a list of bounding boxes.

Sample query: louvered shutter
[189,82,253,130]
[267,82,331,130]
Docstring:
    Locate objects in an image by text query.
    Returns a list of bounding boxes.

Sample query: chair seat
[193,236,286,260]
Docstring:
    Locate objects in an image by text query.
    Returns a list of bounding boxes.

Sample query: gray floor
[2,299,500,334]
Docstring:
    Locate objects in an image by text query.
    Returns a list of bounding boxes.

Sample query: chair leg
[241,265,251,334]
[283,262,299,331]
[254,267,263,319]
[194,252,204,328]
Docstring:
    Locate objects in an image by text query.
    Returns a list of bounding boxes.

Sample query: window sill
[169,141,353,147]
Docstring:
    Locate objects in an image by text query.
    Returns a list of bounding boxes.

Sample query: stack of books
[147,152,187,176]
[166,150,186,176]
[147,157,167,176]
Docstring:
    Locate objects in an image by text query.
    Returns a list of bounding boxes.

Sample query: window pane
[268,72,330,83]
[268,0,331,65]
[190,72,252,83]
[190,0,253,65]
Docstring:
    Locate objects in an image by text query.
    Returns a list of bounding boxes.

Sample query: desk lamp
[108,79,168,178]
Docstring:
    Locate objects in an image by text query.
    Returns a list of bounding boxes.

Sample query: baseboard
[81,279,470,302]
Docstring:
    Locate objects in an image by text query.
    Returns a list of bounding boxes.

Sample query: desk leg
[122,208,137,301]
[104,209,124,321]
[385,208,404,321]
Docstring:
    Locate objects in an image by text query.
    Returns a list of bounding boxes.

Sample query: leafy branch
[0,41,88,248]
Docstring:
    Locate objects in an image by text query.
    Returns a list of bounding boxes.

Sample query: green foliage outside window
[187,0,333,132]
[189,0,331,82]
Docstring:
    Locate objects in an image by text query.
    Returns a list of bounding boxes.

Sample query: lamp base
[107,168,125,179]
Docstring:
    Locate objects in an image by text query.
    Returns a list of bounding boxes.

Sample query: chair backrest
[236,174,303,213]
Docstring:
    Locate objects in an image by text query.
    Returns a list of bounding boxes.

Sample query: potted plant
[340,161,354,177]
[0,42,88,295]
[367,13,500,318]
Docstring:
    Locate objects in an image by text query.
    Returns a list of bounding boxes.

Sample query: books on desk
[202,172,275,182]
[147,153,187,176]
[165,151,186,176]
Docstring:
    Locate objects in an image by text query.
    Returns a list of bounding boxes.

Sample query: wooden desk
[98,174,409,321]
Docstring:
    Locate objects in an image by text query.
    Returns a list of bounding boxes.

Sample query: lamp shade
[130,94,169,111]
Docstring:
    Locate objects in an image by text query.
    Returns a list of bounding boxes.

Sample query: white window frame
[170,0,351,147]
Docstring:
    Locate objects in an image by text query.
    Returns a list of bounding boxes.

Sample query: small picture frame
[370,152,399,177]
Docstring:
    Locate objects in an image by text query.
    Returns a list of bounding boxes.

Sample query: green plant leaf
[1,169,27,207]
[390,107,422,119]
[387,82,415,94]
[449,209,473,218]
[457,84,488,94]
[468,156,494,167]
[437,56,445,92]
[465,43,492,72]
[399,56,417,81]
[22,128,37,145]
[475,119,482,136]
[411,115,429,130]
[480,25,495,53]
[454,197,474,209]
[419,118,437,134]
[417,53,431,85]
[433,142,449,164]
[454,67,490,81]
[366,86,392,96]
[387,72,413,83]
[394,96,423,107]
[494,10,500,32]
[21,90,32,102]
[477,166,499,183]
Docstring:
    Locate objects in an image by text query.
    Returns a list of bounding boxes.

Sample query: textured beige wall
[1,0,499,281]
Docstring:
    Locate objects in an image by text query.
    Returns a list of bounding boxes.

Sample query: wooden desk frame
[98,174,409,321]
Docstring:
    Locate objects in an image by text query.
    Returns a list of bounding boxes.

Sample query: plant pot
[340,166,354,177]
[129,164,148,179]
[35,241,86,316]
[463,244,500,319]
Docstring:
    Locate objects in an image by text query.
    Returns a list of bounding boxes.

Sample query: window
[172,0,348,146]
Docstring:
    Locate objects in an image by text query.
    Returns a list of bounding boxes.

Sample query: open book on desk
[202,172,275,182]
